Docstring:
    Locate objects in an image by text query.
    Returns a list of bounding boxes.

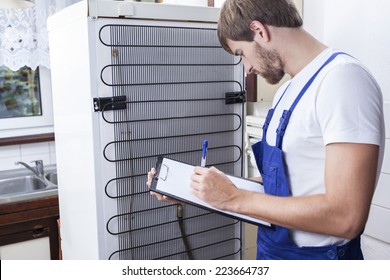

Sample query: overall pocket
[261,163,278,195]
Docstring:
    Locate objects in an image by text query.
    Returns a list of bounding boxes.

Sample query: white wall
[0,142,56,171]
[304,0,390,102]
[304,0,390,260]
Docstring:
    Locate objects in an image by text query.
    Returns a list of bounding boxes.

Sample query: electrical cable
[176,204,194,260]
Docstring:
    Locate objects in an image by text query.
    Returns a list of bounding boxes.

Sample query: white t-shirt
[266,48,385,247]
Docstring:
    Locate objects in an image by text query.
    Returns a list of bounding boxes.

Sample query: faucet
[15,160,45,179]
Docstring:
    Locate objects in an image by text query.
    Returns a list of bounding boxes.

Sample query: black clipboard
[150,157,271,227]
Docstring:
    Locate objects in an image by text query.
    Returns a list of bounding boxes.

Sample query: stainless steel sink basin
[0,165,58,205]
[45,172,58,185]
[0,176,47,196]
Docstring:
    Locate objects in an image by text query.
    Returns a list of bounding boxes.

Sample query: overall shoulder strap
[275,52,348,148]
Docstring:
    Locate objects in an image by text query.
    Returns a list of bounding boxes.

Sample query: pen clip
[201,140,208,167]
[202,140,208,158]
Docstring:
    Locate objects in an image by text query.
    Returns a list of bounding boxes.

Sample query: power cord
[176,204,194,260]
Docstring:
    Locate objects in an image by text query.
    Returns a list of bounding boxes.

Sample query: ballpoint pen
[201,139,208,167]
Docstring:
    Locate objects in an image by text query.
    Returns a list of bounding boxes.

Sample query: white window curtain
[0,0,81,71]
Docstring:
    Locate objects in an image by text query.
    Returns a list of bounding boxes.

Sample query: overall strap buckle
[262,109,275,131]
[276,110,292,148]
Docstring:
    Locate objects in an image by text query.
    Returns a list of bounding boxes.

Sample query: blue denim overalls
[252,52,364,260]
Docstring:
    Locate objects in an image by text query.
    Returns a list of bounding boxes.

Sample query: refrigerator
[48,0,246,260]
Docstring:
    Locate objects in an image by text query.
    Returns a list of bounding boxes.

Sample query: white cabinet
[0,237,50,260]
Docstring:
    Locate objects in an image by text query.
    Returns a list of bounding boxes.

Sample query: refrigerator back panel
[95,18,245,260]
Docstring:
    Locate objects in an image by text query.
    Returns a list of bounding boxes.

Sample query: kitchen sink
[0,176,47,196]
[45,172,58,185]
[0,165,58,205]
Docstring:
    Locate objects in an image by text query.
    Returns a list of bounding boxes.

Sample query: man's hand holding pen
[190,165,239,211]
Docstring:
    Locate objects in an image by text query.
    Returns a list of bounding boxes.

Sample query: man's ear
[250,20,270,42]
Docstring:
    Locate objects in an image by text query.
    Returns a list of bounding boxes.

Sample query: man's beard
[255,43,285,85]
